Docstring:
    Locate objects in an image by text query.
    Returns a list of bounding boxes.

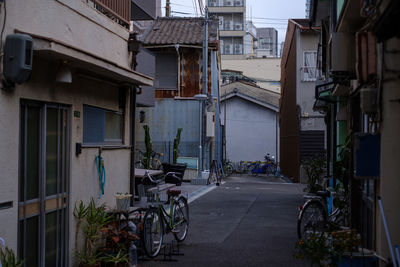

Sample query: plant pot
[115,194,132,212]
[79,263,101,267]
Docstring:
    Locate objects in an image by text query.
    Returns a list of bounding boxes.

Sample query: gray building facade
[256,27,278,58]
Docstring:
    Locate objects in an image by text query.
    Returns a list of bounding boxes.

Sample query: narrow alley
[141,175,308,267]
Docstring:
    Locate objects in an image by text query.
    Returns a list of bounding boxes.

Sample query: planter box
[337,255,377,267]
[115,194,132,212]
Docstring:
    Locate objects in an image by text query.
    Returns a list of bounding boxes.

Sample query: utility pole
[202,7,208,95]
[166,0,171,17]
[198,7,209,172]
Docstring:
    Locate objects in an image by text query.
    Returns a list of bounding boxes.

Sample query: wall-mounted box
[354,133,380,179]
[206,112,215,137]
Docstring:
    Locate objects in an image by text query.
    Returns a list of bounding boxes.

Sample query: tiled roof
[221,81,280,109]
[142,17,218,46]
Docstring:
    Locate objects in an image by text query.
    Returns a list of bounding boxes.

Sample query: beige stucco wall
[0,56,132,262]
[376,37,400,260]
[0,0,134,262]
[4,0,131,69]
[221,58,281,92]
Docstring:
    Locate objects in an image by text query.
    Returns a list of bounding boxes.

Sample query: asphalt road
[139,175,309,267]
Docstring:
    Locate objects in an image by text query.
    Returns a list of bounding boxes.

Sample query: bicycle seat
[316,191,331,198]
[167,189,181,197]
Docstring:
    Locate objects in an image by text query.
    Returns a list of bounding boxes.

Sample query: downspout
[129,86,137,201]
[175,44,181,97]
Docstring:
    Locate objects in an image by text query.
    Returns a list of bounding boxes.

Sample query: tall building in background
[256,27,278,58]
[208,0,246,59]
[280,41,285,58]
[305,0,311,18]
[245,20,257,58]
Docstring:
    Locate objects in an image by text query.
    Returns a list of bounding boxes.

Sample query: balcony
[209,0,244,7]
[90,0,131,28]
[300,66,317,82]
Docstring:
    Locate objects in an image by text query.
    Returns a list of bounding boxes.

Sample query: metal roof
[220,81,280,111]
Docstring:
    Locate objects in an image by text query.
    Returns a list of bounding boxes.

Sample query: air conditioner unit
[225,44,233,54]
[235,0,243,6]
[209,1,216,7]
[224,21,233,30]
[225,1,233,6]
[331,32,355,73]
[234,24,242,30]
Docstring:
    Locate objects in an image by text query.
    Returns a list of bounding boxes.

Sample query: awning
[20,30,153,86]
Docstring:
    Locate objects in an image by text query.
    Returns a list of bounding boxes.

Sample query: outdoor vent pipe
[130,86,136,201]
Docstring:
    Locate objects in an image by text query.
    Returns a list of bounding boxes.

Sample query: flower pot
[115,194,132,212]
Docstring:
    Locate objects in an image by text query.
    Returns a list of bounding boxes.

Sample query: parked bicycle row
[224,154,278,176]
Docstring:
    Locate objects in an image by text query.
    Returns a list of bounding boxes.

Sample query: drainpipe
[129,86,137,201]
[175,44,180,97]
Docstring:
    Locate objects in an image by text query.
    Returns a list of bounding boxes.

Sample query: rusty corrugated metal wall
[155,48,212,98]
[280,28,300,182]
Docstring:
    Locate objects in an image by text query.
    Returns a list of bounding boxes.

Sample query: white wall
[296,29,326,132]
[221,97,278,162]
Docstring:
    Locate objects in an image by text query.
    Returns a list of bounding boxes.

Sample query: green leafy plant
[143,125,153,169]
[294,229,360,266]
[74,198,112,266]
[0,247,24,267]
[102,249,130,266]
[173,128,183,164]
[302,155,326,194]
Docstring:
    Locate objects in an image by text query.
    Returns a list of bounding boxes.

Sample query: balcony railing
[219,21,244,31]
[90,0,130,28]
[209,0,244,7]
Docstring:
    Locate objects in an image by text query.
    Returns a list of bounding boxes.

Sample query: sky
[161,0,307,44]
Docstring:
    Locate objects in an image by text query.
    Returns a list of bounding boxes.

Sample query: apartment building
[208,0,246,59]
[256,27,278,58]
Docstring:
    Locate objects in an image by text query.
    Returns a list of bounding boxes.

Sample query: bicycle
[208,160,222,185]
[297,187,349,240]
[139,171,189,258]
[223,160,234,176]
[135,150,163,170]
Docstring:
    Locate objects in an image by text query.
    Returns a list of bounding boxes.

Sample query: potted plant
[163,128,187,184]
[115,193,132,213]
[0,247,24,267]
[74,198,112,267]
[294,229,362,267]
[302,155,326,194]
[143,125,153,169]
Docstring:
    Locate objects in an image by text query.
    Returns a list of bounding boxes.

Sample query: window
[83,105,123,144]
[155,53,178,89]
[302,51,317,81]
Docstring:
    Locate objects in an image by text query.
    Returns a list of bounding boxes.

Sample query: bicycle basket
[137,184,168,203]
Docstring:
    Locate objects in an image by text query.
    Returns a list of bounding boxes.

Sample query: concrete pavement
[139,175,309,267]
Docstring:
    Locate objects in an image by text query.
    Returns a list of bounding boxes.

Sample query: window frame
[155,53,178,90]
[82,104,124,146]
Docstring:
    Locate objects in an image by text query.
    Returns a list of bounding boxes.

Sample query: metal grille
[90,0,130,27]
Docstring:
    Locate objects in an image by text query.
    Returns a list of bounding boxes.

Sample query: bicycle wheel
[173,197,189,242]
[225,163,233,176]
[297,199,327,240]
[143,208,163,258]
